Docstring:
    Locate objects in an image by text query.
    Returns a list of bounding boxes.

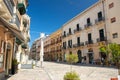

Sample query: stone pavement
[7,67,51,80]
[43,62,118,80]
[7,61,118,80]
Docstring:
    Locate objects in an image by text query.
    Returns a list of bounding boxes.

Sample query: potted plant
[64,71,80,80]
[63,53,80,80]
[12,58,19,74]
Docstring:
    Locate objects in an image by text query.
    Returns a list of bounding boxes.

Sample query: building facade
[44,36,51,61]
[0,0,30,79]
[30,0,120,64]
[62,0,120,64]
[47,29,62,61]
[16,14,30,65]
[30,40,37,60]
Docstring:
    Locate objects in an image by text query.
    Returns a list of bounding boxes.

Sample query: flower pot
[111,78,118,80]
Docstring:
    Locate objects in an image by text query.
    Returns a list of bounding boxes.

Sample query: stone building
[0,0,30,79]
[62,0,120,64]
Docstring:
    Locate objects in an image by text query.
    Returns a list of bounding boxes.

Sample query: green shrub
[12,58,19,65]
[66,53,78,71]
[64,71,80,80]
[66,53,78,64]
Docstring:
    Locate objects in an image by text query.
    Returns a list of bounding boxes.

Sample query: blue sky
[27,0,98,47]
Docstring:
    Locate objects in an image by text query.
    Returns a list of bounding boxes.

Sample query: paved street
[7,67,50,80]
[8,61,118,80]
[44,62,118,80]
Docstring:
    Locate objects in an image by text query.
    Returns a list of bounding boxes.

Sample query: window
[77,37,80,44]
[69,28,71,34]
[63,42,66,48]
[88,33,92,42]
[111,17,116,23]
[113,33,118,38]
[109,2,114,9]
[68,40,72,48]
[64,31,66,36]
[76,24,79,30]
[99,29,105,41]
[87,18,90,24]
[86,18,91,26]
[98,11,103,21]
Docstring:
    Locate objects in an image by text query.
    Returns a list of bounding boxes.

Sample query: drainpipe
[101,0,108,44]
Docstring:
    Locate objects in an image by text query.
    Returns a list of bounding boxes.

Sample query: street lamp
[40,33,45,68]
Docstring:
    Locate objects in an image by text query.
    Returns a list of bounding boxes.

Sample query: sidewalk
[7,67,51,80]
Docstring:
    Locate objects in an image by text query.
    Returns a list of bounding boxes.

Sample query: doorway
[77,50,82,63]
[88,53,93,64]
[5,43,11,75]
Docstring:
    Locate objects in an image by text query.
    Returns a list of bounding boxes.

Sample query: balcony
[85,40,93,45]
[23,20,27,27]
[62,34,66,38]
[73,42,84,48]
[16,37,22,45]
[73,44,77,48]
[67,46,72,49]
[18,1,26,15]
[95,17,105,24]
[84,23,92,29]
[96,37,107,42]
[22,43,28,49]
[56,39,62,43]
[80,42,84,46]
[74,28,82,34]
[56,49,62,52]
[67,32,72,36]
[62,47,66,50]
[26,36,30,42]
[73,43,80,48]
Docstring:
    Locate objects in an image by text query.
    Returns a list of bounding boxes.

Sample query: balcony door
[77,24,79,30]
[98,11,102,20]
[99,29,104,41]
[87,18,90,24]
[77,37,80,45]
[88,33,92,43]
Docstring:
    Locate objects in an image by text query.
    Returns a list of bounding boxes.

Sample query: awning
[18,3,26,15]
[0,17,25,42]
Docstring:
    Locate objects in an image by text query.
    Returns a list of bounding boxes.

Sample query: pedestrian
[101,57,104,66]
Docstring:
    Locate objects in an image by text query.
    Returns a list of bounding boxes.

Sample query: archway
[77,50,82,63]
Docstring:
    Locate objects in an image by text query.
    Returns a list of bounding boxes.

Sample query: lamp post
[40,33,45,68]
